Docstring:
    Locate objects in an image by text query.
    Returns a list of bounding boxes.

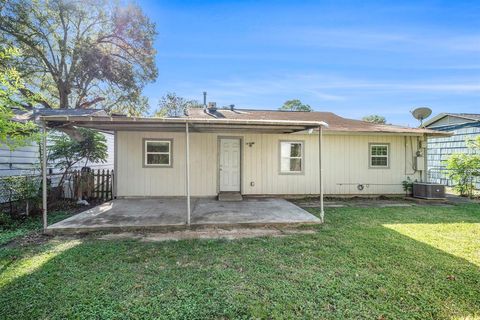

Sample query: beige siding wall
[116,131,217,197]
[116,131,422,197]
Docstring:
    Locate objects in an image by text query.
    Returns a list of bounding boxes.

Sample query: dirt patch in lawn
[98,227,317,242]
[1,231,53,249]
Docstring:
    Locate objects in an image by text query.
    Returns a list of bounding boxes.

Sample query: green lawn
[1,204,479,319]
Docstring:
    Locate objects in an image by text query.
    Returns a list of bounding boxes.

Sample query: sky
[138,0,480,126]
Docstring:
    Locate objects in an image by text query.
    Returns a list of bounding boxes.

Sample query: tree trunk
[58,82,70,109]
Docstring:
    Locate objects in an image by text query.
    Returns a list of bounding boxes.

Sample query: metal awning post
[319,125,325,223]
[185,122,191,225]
[41,121,48,231]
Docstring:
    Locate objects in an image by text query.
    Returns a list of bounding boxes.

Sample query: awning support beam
[319,125,325,223]
[185,122,191,225]
[42,121,48,231]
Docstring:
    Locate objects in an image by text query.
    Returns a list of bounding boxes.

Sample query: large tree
[154,92,201,117]
[0,0,157,115]
[279,99,312,112]
[362,115,386,124]
[0,46,39,149]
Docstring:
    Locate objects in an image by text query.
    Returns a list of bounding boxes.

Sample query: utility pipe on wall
[42,121,48,231]
[185,122,191,225]
[318,125,324,223]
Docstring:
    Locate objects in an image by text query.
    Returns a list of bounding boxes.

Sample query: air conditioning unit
[412,183,445,199]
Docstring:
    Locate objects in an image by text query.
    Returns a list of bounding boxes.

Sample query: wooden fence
[0,170,114,217]
[71,169,114,201]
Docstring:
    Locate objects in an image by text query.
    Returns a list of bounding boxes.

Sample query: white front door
[219,138,241,192]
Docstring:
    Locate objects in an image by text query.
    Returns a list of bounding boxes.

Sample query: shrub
[2,176,41,216]
[48,128,107,189]
[444,139,480,197]
[402,177,417,196]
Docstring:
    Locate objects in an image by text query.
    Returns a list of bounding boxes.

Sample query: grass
[0,211,73,246]
[1,204,479,319]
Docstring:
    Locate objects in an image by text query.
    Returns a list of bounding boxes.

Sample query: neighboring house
[40,106,446,198]
[1,109,114,177]
[0,134,114,177]
[1,108,115,204]
[423,113,480,188]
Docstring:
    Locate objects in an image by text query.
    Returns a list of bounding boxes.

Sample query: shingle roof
[422,112,480,128]
[186,108,443,135]
[444,113,480,120]
[12,108,108,123]
[38,107,448,136]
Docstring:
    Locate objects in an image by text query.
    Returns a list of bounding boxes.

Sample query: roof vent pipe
[230,104,235,111]
[203,91,207,108]
[208,102,217,112]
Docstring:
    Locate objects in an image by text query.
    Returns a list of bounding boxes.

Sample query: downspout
[404,136,407,175]
[41,121,48,232]
[185,122,191,225]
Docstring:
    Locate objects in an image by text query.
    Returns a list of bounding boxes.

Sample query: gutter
[40,115,328,125]
[39,115,328,128]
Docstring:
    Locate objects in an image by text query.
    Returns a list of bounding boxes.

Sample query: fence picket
[101,169,106,200]
[105,170,111,200]
[111,170,114,199]
[95,170,99,199]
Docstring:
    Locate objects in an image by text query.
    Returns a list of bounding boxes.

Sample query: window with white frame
[280,141,304,173]
[369,143,389,168]
[144,139,172,167]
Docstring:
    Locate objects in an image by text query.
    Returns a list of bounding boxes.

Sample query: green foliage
[2,176,40,203]
[466,136,480,149]
[0,0,158,114]
[401,177,417,195]
[0,105,38,150]
[362,114,387,124]
[0,46,40,149]
[445,153,480,197]
[1,175,40,216]
[0,210,72,245]
[49,128,108,169]
[48,128,107,186]
[1,205,479,318]
[279,99,312,111]
[154,92,200,117]
[444,138,480,197]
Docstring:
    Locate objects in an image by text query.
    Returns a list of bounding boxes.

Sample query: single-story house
[39,106,447,229]
[422,113,480,188]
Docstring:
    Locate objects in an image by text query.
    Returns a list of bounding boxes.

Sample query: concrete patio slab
[46,198,321,234]
[97,228,316,242]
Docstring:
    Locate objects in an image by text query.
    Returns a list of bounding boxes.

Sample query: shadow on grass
[0,204,479,319]
[0,211,76,246]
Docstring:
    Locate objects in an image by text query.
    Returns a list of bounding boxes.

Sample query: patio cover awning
[38,114,329,232]
[39,115,328,133]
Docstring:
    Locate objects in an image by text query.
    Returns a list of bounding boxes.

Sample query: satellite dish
[411,107,432,126]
